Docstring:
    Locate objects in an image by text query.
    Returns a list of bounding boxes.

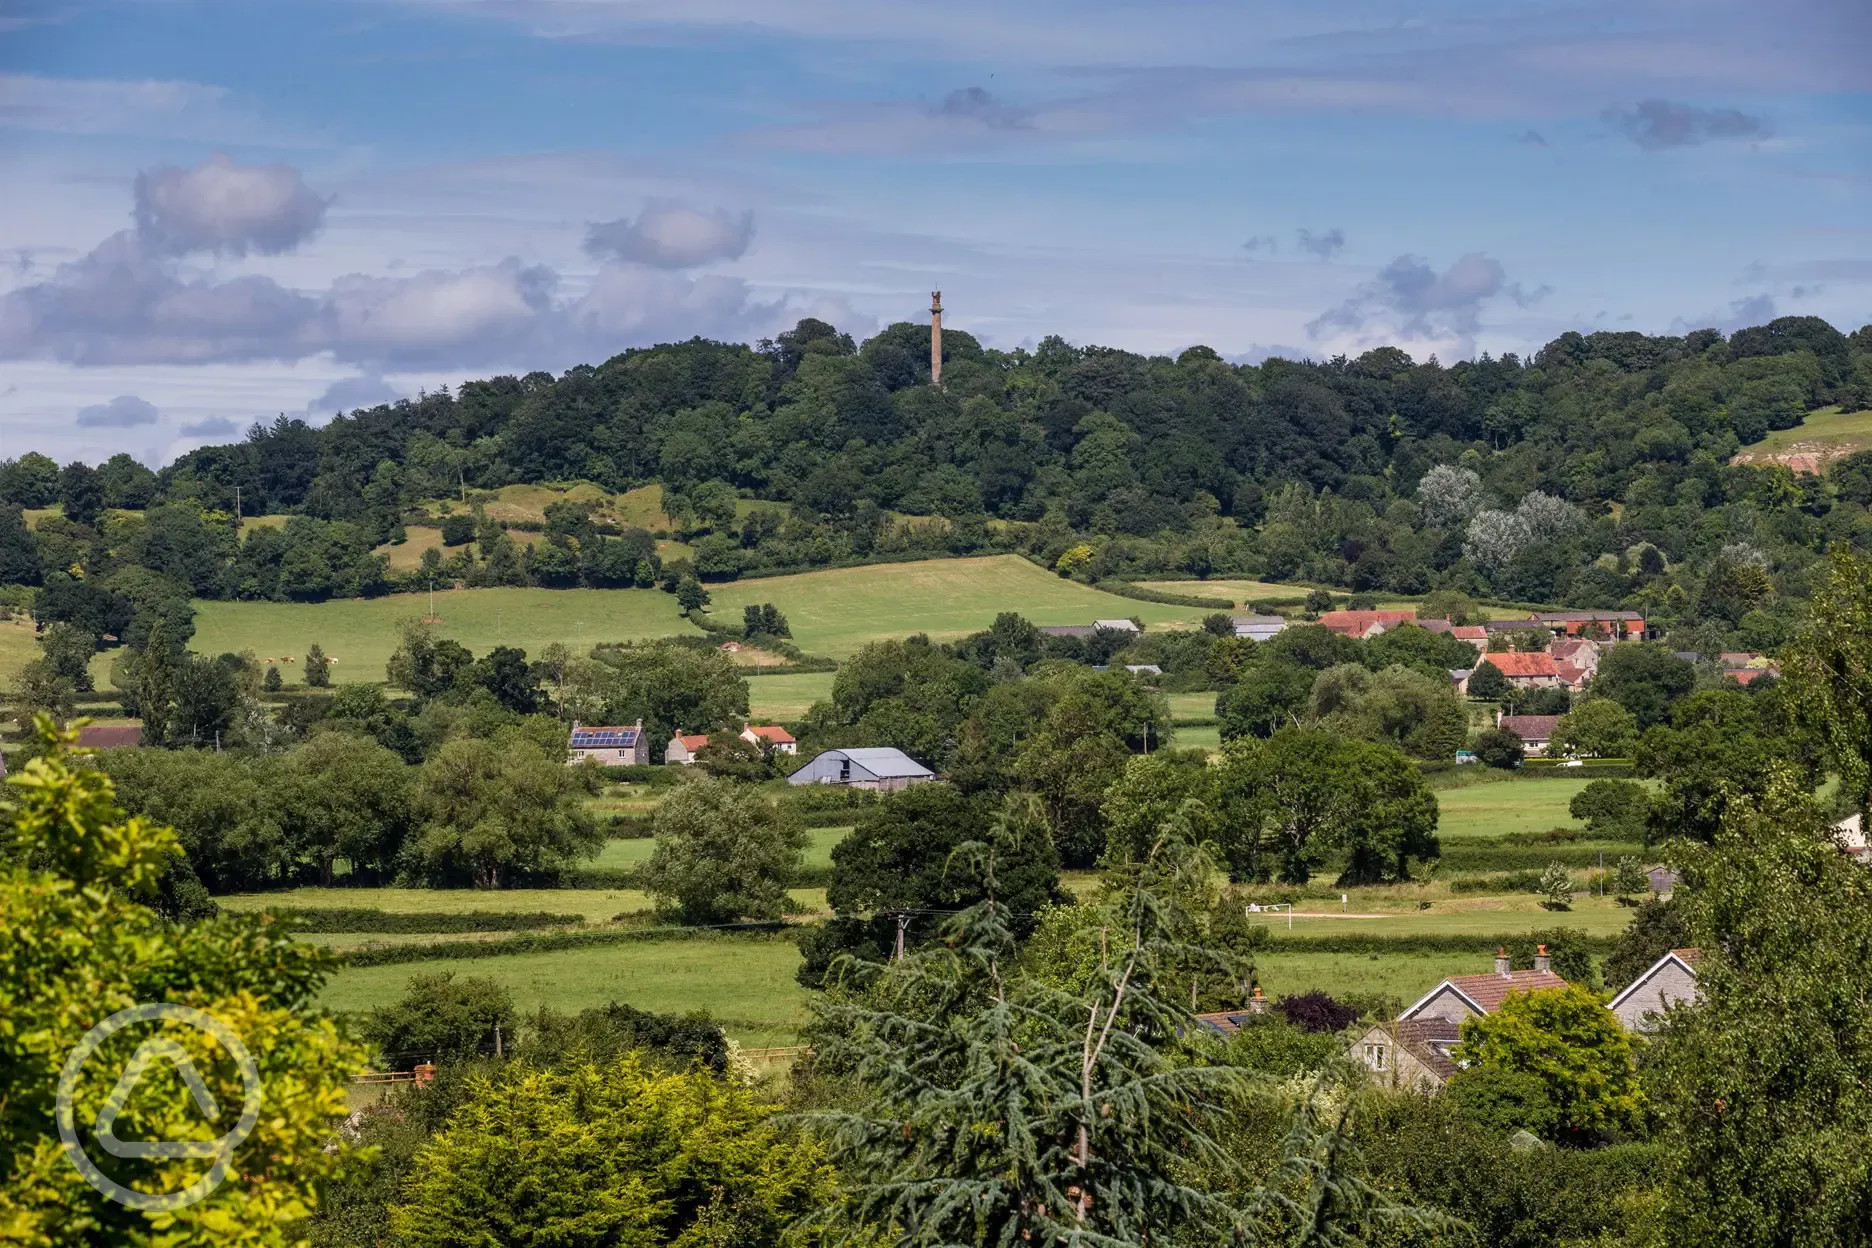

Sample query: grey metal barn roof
[826,747,934,778]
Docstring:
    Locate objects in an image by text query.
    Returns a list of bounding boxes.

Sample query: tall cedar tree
[800,818,1434,1248]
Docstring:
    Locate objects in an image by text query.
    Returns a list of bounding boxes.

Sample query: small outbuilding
[788,747,934,792]
[740,724,799,756]
[1231,614,1288,642]
[664,732,711,765]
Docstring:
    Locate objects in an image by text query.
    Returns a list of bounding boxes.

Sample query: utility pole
[233,486,241,525]
[494,1022,503,1059]
[893,912,910,961]
[929,290,943,386]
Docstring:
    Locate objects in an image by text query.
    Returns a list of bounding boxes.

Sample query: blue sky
[2,0,1868,465]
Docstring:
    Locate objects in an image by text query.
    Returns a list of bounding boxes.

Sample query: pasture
[748,671,835,718]
[705,556,1207,659]
[185,555,1208,682]
[191,587,690,685]
[317,936,811,1047]
[1432,774,1594,840]
[0,613,39,688]
[594,826,851,870]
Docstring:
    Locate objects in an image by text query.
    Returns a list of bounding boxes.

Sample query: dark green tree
[1472,725,1524,769]
[362,972,514,1068]
[57,461,105,528]
[304,643,332,687]
[1591,642,1696,729]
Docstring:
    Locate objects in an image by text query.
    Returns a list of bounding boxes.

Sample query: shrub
[1473,726,1525,769]
[362,972,515,1068]
[1538,862,1574,910]
[1273,990,1361,1034]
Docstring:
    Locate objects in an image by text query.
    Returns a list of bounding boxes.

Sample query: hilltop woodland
[5,550,1872,1247]
[3,314,1872,672]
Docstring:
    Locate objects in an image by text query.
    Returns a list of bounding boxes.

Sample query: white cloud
[135,154,330,256]
[584,201,754,269]
[76,394,160,427]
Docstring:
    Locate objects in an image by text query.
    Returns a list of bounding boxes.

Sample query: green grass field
[747,671,834,718]
[1132,579,1318,605]
[704,556,1207,660]
[1432,775,1593,840]
[191,587,691,685]
[1166,692,1217,722]
[185,555,1208,681]
[0,614,39,688]
[317,937,811,1046]
[1252,950,1493,1004]
[1173,724,1221,751]
[594,826,850,870]
[1738,405,1872,458]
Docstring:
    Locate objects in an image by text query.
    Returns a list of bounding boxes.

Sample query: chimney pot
[1248,984,1268,1014]
[1494,946,1511,977]
[1534,943,1552,975]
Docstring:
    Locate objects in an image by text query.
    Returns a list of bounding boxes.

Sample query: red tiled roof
[1726,668,1767,685]
[1498,714,1561,740]
[1481,652,1559,678]
[77,724,143,748]
[1451,625,1489,641]
[1441,969,1570,1013]
[745,724,796,744]
[1319,609,1416,632]
[672,733,710,751]
[1555,660,1590,687]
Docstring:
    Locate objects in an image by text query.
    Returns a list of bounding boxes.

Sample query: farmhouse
[1352,946,1569,1090]
[568,721,648,766]
[1497,713,1562,754]
[1418,620,1489,644]
[1528,610,1649,640]
[664,732,711,765]
[1317,608,1416,639]
[1607,948,1701,1032]
[740,724,798,755]
[788,747,935,791]
[1230,614,1288,642]
[1475,651,1561,689]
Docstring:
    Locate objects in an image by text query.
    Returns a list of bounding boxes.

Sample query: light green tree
[1538,861,1574,910]
[411,729,601,887]
[0,717,365,1244]
[1548,697,1638,759]
[1455,984,1644,1142]
[387,1057,832,1247]
[638,776,805,924]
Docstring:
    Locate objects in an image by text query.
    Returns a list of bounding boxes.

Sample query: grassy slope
[0,614,39,688]
[747,671,835,718]
[187,555,1207,681]
[1739,405,1872,457]
[191,587,690,685]
[317,937,810,1046]
[706,556,1206,660]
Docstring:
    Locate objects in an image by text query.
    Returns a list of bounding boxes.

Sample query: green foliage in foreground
[802,827,1440,1248]
[385,1058,833,1248]
[0,718,364,1245]
[1456,984,1645,1143]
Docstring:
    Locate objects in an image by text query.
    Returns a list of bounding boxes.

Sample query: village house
[567,721,648,766]
[788,747,935,791]
[740,723,798,755]
[1474,650,1562,689]
[1528,610,1650,641]
[1317,608,1416,639]
[664,732,711,765]
[1351,947,1569,1091]
[1550,637,1603,674]
[1836,812,1870,865]
[1418,619,1489,646]
[1497,712,1562,754]
[1607,948,1702,1032]
[1230,614,1288,642]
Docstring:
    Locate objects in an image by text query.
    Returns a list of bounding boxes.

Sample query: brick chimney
[1494,946,1511,977]
[1248,984,1268,1015]
[1534,944,1551,974]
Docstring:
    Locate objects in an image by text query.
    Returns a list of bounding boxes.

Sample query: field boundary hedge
[1093,580,1236,610]
[339,921,792,967]
[559,864,838,890]
[1260,931,1619,955]
[272,907,583,934]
